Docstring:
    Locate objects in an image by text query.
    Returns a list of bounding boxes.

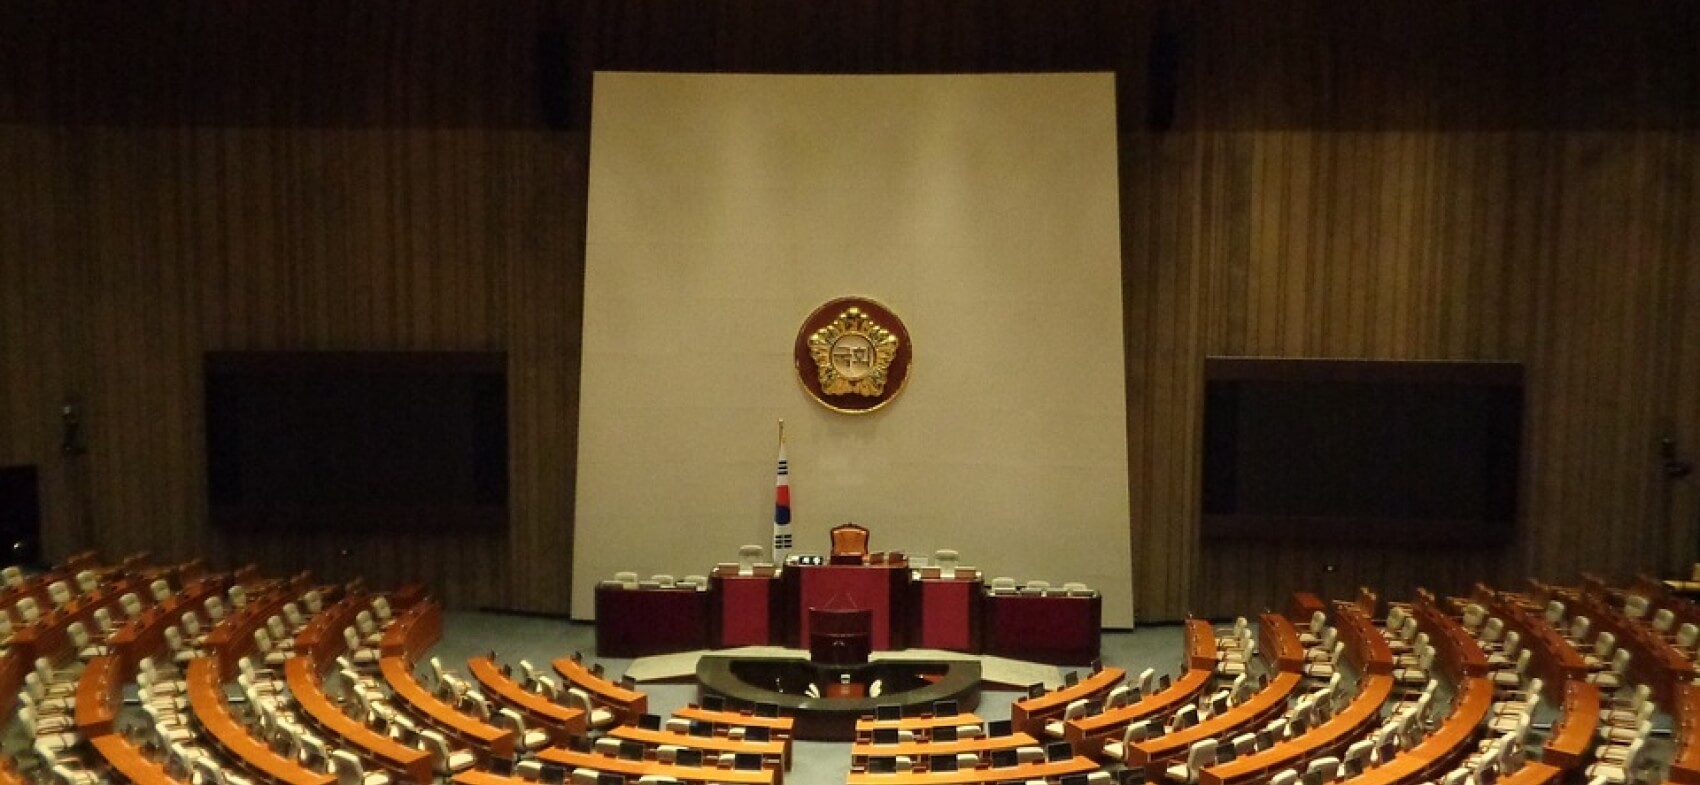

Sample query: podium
[787,563,909,651]
[808,607,872,665]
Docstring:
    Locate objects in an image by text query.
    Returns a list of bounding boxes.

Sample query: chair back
[829,522,870,564]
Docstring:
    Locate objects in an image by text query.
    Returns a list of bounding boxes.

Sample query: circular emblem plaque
[794,297,912,414]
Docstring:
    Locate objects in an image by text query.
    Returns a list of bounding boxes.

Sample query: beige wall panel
[574,73,1135,623]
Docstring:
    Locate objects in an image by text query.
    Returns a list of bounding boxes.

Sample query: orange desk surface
[850,732,1037,763]
[468,656,586,737]
[855,712,984,739]
[675,705,796,736]
[1127,671,1304,766]
[844,756,1099,785]
[187,659,336,785]
[380,656,513,758]
[609,725,789,767]
[1009,666,1125,735]
[537,747,777,785]
[552,656,648,721]
[1198,674,1395,785]
[284,657,432,784]
[92,734,179,785]
[1065,667,1213,757]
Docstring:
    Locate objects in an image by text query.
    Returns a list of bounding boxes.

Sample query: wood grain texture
[1125,131,1700,618]
[1,2,1697,615]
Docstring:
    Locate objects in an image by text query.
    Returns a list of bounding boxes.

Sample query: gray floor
[431,611,1186,784]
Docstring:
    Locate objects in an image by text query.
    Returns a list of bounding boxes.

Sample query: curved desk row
[469,655,587,738]
[1065,620,1216,757]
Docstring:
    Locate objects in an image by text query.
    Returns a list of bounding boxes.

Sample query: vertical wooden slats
[2,3,1698,617]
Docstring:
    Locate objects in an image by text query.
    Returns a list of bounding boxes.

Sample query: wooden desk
[552,655,648,722]
[1065,668,1212,758]
[92,733,181,785]
[844,756,1098,785]
[850,732,1036,766]
[7,577,138,665]
[204,572,311,678]
[293,591,369,668]
[1334,601,1394,675]
[1198,674,1395,785]
[1573,586,1696,706]
[380,600,444,660]
[284,657,432,784]
[1260,613,1307,673]
[381,656,513,758]
[712,568,786,648]
[1128,672,1303,766]
[0,758,22,785]
[1478,588,1588,687]
[1287,592,1329,624]
[909,574,983,653]
[187,658,336,785]
[74,654,122,737]
[537,747,777,785]
[610,725,789,768]
[1009,666,1125,737]
[1668,682,1700,785]
[468,656,587,738]
[676,705,797,738]
[981,591,1102,665]
[106,576,232,671]
[1414,590,1487,680]
[1328,676,1494,785]
[1541,680,1600,771]
[1495,762,1563,785]
[855,712,983,740]
[1190,616,1225,670]
[595,583,712,657]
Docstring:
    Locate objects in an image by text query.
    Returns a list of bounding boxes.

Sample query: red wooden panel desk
[712,566,785,648]
[981,590,1101,665]
[787,564,909,651]
[909,571,982,653]
[1326,677,1494,785]
[595,583,710,657]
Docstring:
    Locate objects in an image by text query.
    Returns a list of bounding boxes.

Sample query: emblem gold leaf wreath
[806,307,900,396]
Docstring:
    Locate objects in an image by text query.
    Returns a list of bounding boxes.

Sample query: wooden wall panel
[1123,132,1700,619]
[0,127,585,612]
[2,2,1698,617]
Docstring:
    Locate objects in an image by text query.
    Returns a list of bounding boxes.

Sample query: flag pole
[772,418,792,564]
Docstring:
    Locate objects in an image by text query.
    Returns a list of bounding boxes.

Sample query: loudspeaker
[536,29,574,130]
[0,466,42,565]
[1147,9,1179,132]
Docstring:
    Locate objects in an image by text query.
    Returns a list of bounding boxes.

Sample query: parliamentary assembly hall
[1,2,1698,785]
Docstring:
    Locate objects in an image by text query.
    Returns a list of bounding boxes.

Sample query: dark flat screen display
[1201,358,1522,544]
[206,351,507,531]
